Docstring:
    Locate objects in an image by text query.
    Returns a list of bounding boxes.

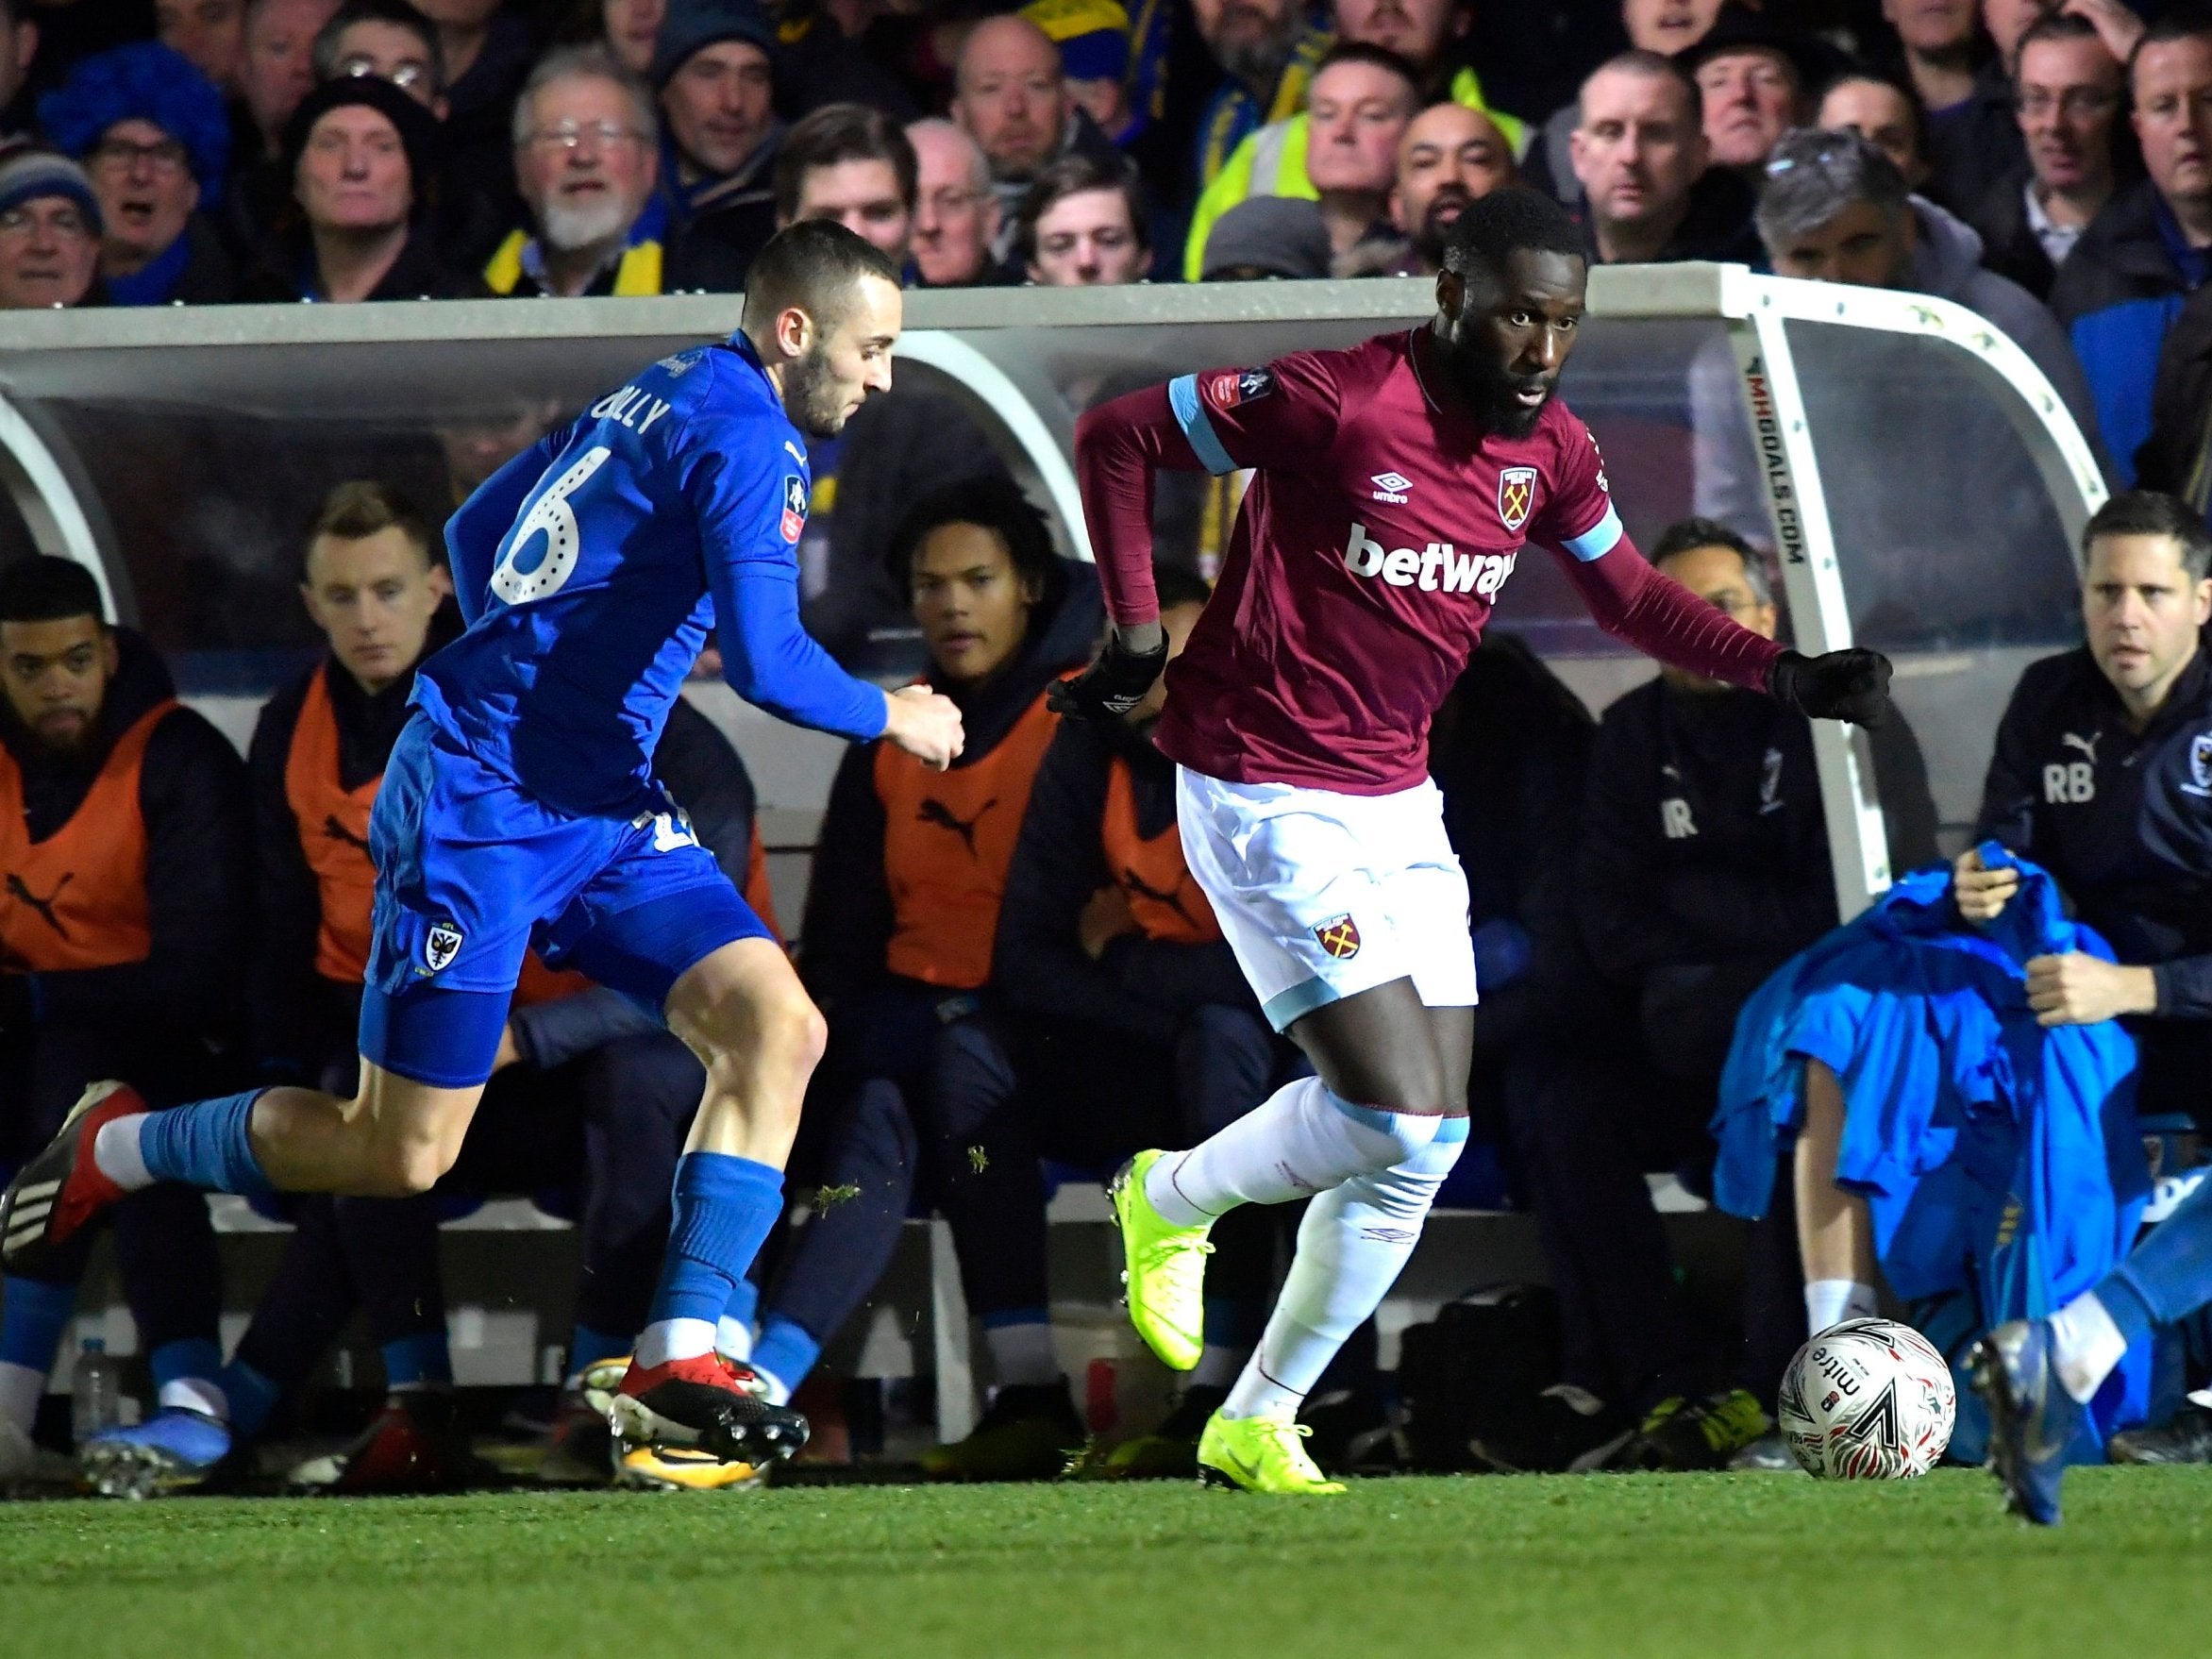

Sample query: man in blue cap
[655,0,783,290]
[39,41,237,306]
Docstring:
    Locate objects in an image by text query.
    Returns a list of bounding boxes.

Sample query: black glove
[1047,629,1168,722]
[1767,647,1893,729]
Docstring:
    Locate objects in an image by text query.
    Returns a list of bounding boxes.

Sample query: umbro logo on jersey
[1371,471,1412,503]
[1498,466,1537,531]
[780,475,807,543]
[1342,524,1517,596]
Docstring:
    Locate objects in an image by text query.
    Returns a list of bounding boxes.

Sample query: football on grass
[1779,1316,1955,1479]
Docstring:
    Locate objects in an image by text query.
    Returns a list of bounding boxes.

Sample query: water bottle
[70,1337,121,1443]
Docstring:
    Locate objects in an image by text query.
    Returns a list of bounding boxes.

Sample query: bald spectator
[1184,0,1522,277]
[1964,11,2126,302]
[775,102,914,266]
[1526,0,1733,205]
[1569,50,1757,265]
[484,46,664,297]
[954,12,1120,260]
[1016,147,1146,284]
[39,42,238,306]
[1386,99,1512,273]
[907,116,1000,287]
[1201,193,1332,277]
[1188,0,1332,196]
[1684,6,1815,178]
[1817,72,1936,198]
[651,0,781,290]
[239,0,340,171]
[159,0,246,96]
[0,2,35,138]
[1882,0,2025,211]
[0,147,100,310]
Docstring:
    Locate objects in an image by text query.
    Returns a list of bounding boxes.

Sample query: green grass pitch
[6,1469,2211,1659]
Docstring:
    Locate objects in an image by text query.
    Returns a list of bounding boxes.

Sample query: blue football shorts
[358,714,774,1088]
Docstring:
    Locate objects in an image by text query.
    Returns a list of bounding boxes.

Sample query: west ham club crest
[1498,466,1537,532]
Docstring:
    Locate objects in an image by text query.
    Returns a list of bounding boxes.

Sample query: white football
[1779,1316,1955,1480]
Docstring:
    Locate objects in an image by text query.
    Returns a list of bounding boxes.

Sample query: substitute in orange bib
[0,555,249,1494]
[195,481,783,1498]
[995,564,1308,1480]
[730,475,1101,1478]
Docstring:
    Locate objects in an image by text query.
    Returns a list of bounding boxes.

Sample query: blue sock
[750,1315,821,1393]
[2103,1169,2212,1345]
[723,1279,760,1328]
[645,1152,785,1328]
[218,1361,281,1441]
[0,1276,75,1372]
[380,1332,452,1390]
[139,1092,276,1196]
[150,1337,223,1394]
[566,1324,628,1380]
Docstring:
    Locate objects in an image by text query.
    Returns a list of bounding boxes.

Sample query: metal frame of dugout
[0,269,2107,1438]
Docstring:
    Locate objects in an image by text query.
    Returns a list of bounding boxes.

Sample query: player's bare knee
[363,1130,460,1197]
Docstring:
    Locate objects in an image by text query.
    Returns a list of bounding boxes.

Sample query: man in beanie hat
[40,41,238,305]
[243,72,479,298]
[1200,192,1331,278]
[0,143,100,309]
[652,0,781,288]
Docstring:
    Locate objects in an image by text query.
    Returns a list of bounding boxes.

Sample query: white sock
[983,1320,1061,1390]
[1220,1131,1462,1420]
[633,1317,717,1369]
[1145,1077,1444,1228]
[1803,1279,1878,1335]
[2047,1291,2128,1405]
[92,1117,154,1193]
[159,1376,228,1422]
[0,1359,43,1432]
[714,1315,752,1363]
[751,1364,793,1407]
[1191,1344,1247,1391]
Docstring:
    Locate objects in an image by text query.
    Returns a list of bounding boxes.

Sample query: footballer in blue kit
[0,223,965,1471]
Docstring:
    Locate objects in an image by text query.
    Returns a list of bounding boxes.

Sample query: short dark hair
[2016,8,2105,70]
[1583,50,1702,125]
[1650,516,1772,605]
[1312,42,1423,109]
[885,474,1064,605]
[1014,151,1148,268]
[313,0,445,94]
[739,219,902,333]
[2083,490,2212,580]
[773,102,919,226]
[307,480,436,571]
[2130,3,2212,89]
[1816,69,1930,166]
[0,555,104,626]
[1153,563,1212,612]
[1438,185,1584,280]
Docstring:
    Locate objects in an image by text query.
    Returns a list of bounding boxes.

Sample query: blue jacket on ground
[1713,852,2152,1453]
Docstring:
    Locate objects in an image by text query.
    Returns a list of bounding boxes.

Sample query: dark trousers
[231,1031,702,1395]
[1,1017,231,1371]
[1505,959,1804,1414]
[766,990,1299,1357]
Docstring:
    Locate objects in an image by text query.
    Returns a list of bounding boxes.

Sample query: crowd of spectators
[0,0,2209,1496]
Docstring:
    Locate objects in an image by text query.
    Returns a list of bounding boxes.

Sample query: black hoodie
[0,627,248,1032]
[799,559,1104,1009]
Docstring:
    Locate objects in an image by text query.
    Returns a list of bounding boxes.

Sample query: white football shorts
[1175,766,1477,1031]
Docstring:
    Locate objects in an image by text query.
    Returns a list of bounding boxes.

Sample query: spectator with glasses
[905,116,1001,287]
[0,145,100,310]
[484,44,664,296]
[39,41,238,305]
[1966,11,2129,303]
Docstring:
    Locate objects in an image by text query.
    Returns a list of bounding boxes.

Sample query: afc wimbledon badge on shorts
[1498,466,1536,532]
[1314,913,1362,960]
[780,475,807,543]
[424,922,464,974]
